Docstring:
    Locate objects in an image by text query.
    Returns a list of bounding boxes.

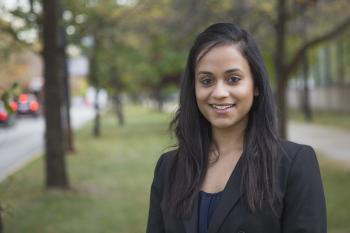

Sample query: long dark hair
[168,23,280,217]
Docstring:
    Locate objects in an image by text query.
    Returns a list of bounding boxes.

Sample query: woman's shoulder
[278,139,316,161]
[278,139,320,176]
[153,149,178,176]
[277,140,322,195]
[151,149,178,190]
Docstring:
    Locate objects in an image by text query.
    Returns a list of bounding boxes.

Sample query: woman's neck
[211,124,246,158]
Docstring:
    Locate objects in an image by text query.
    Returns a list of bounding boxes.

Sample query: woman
[146,23,326,233]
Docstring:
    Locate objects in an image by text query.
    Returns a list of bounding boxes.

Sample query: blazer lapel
[208,157,243,233]
[182,194,199,233]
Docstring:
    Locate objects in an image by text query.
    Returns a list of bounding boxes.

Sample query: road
[0,105,94,182]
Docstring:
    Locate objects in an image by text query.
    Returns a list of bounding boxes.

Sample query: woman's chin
[211,121,235,130]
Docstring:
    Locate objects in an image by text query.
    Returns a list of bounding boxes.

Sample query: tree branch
[285,16,350,77]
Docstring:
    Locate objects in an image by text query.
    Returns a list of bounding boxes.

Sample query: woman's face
[195,44,256,132]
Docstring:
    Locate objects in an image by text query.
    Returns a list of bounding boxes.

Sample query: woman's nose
[211,81,229,98]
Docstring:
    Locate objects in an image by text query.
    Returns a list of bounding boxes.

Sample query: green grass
[318,156,350,233]
[288,108,350,130]
[1,106,174,233]
[0,105,349,233]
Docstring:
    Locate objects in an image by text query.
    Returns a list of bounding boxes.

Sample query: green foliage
[2,0,349,121]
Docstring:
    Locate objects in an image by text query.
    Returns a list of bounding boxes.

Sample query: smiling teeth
[211,104,234,110]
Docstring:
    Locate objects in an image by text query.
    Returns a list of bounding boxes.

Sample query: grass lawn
[1,105,349,233]
[288,108,350,130]
[1,106,174,233]
[318,157,350,233]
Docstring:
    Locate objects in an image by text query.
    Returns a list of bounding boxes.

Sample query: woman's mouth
[209,104,236,113]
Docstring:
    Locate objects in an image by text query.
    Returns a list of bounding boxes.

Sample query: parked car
[16,93,40,116]
[0,100,16,126]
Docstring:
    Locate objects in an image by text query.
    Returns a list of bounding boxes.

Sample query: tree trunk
[59,16,75,153]
[154,87,164,112]
[275,0,287,138]
[113,94,124,126]
[93,88,101,137]
[110,66,125,126]
[62,41,74,152]
[324,45,332,85]
[301,52,312,122]
[315,49,322,87]
[89,31,101,137]
[337,39,344,85]
[42,0,69,189]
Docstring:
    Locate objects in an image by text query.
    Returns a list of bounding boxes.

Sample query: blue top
[198,191,223,233]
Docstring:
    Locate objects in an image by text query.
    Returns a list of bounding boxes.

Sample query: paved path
[0,105,94,182]
[288,121,350,163]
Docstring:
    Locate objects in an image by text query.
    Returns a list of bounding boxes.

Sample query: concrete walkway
[288,121,350,163]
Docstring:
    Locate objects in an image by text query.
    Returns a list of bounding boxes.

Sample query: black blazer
[146,140,327,233]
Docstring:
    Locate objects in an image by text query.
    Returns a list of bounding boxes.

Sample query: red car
[16,93,40,116]
[0,100,17,126]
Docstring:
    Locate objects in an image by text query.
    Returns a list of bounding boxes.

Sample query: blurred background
[0,0,349,232]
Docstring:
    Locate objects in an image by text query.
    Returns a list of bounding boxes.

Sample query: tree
[64,0,142,134]
[274,0,350,137]
[300,50,312,121]
[0,0,75,151]
[60,24,75,152]
[42,0,69,188]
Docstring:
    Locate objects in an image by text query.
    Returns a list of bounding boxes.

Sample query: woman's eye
[227,76,241,83]
[200,78,213,86]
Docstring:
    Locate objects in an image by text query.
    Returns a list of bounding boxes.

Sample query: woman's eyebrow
[196,68,242,75]
[224,68,241,74]
[196,71,212,75]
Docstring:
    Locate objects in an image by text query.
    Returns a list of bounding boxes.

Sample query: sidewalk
[288,121,350,163]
